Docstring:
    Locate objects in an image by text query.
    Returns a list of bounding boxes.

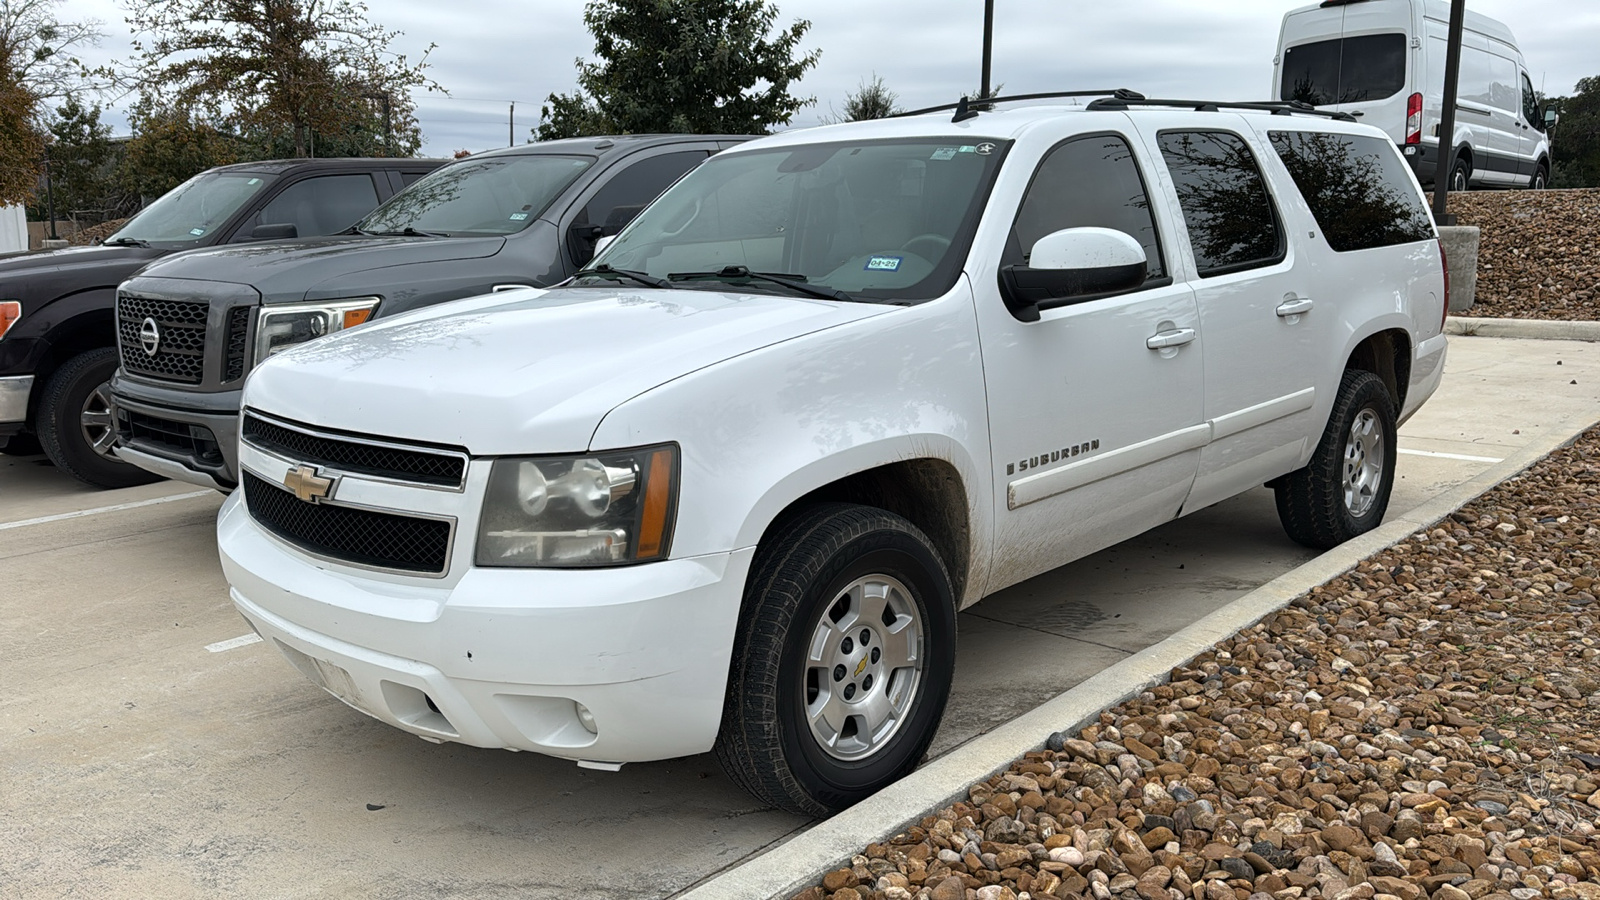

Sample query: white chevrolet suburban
[217,91,1449,816]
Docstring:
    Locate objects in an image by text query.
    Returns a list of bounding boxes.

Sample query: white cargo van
[1273,0,1555,190]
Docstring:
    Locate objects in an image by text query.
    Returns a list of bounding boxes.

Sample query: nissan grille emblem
[139,317,161,357]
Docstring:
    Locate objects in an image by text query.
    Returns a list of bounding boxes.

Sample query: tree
[822,75,900,124]
[0,0,103,114]
[116,99,240,201]
[40,96,115,218]
[120,0,441,158]
[536,0,820,140]
[1548,76,1599,188]
[0,76,42,205]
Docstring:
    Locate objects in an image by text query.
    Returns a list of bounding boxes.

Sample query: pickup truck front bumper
[110,373,241,490]
[0,375,32,435]
[218,489,752,764]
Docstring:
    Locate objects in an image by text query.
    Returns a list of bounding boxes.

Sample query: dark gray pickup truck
[110,133,750,491]
[0,156,443,486]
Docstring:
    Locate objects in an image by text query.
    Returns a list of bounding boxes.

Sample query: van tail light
[1405,93,1424,145]
[1438,240,1450,331]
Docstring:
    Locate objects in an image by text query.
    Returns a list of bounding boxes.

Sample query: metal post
[1431,0,1466,225]
[44,149,58,240]
[382,94,393,156]
[980,0,994,101]
[509,101,515,147]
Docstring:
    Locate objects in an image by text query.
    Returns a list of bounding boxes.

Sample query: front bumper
[218,490,753,763]
[0,374,33,433]
[110,374,241,490]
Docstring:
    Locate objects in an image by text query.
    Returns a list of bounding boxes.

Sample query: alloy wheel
[79,381,117,459]
[1342,408,1384,517]
[802,573,925,762]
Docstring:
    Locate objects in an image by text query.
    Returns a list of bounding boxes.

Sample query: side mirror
[1544,108,1560,129]
[998,227,1148,322]
[249,223,298,240]
[593,234,616,256]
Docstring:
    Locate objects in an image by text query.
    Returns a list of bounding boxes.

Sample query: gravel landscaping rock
[790,428,1600,900]
[1449,190,1600,321]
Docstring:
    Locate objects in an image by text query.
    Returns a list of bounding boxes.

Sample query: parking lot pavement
[3,335,1596,899]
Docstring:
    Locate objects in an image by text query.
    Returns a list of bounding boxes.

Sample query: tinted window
[1157,131,1282,276]
[1005,133,1165,279]
[1269,131,1434,253]
[400,170,431,186]
[107,172,275,246]
[570,151,706,265]
[1281,34,1407,105]
[360,154,595,236]
[255,174,380,238]
[1521,73,1540,125]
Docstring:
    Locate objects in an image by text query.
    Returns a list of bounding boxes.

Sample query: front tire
[38,348,162,489]
[1449,157,1471,192]
[1532,162,1549,191]
[715,504,956,817]
[1274,370,1397,550]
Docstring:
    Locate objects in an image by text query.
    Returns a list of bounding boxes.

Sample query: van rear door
[1277,2,1412,146]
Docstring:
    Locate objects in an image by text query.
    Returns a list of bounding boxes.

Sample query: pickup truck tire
[1274,369,1397,550]
[38,348,163,489]
[715,503,956,817]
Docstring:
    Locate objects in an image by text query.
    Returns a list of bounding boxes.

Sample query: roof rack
[1084,96,1358,122]
[894,89,1147,123]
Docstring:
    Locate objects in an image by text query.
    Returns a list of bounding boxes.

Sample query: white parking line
[0,491,215,531]
[1398,448,1505,463]
[205,634,263,653]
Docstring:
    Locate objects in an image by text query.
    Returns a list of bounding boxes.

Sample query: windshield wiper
[579,263,676,289]
[369,226,448,238]
[668,266,859,303]
[101,237,151,248]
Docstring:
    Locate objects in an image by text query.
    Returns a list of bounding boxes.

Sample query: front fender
[589,281,995,605]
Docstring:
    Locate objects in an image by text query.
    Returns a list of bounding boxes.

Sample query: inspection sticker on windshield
[929,147,958,161]
[189,228,206,236]
[508,212,529,221]
[865,255,903,272]
[247,178,261,185]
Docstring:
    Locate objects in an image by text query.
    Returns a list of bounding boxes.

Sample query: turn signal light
[0,301,19,339]
[343,308,373,328]
[636,447,676,559]
[1405,93,1424,145]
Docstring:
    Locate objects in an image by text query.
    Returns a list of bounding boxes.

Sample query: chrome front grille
[117,295,209,383]
[242,471,454,575]
[241,412,468,489]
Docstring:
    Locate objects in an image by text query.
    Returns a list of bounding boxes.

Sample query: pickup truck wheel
[1274,370,1396,550]
[38,348,162,489]
[715,503,956,817]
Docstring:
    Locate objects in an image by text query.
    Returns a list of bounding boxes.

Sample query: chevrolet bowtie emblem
[283,464,336,503]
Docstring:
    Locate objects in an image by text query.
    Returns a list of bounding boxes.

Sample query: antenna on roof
[952,96,979,123]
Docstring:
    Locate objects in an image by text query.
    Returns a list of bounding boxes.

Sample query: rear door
[1132,115,1325,515]
[975,127,1204,593]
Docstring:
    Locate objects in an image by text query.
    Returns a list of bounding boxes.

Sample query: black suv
[110,133,751,491]
[0,157,444,486]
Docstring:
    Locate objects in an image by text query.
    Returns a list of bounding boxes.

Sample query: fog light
[575,701,597,734]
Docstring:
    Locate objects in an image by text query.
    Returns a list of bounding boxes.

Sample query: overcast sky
[65,0,1600,157]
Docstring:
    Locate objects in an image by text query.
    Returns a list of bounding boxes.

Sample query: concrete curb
[1448,316,1600,342]
[675,414,1600,900]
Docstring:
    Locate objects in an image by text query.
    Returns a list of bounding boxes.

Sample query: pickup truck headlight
[254,298,379,364]
[476,444,678,568]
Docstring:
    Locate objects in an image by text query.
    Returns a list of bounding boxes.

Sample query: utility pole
[363,91,395,156]
[509,101,515,147]
[44,148,58,240]
[980,0,995,102]
[1431,0,1466,225]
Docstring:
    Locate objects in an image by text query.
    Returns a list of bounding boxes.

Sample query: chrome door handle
[1276,297,1315,317]
[1146,328,1197,350]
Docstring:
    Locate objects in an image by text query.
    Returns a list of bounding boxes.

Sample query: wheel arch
[20,289,118,423]
[1343,326,1413,414]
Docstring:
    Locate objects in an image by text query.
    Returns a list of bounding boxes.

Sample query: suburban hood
[0,244,164,295]
[245,286,893,454]
[131,235,506,299]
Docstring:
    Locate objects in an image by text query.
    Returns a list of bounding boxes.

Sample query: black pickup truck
[0,156,443,487]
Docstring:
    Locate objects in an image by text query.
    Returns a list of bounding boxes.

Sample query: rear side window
[1005,133,1166,280]
[1281,34,1407,105]
[1268,131,1434,253]
[1157,131,1282,277]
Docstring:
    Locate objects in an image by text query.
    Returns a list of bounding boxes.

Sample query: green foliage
[37,96,116,217]
[823,75,900,124]
[1547,76,1599,188]
[116,100,240,201]
[120,0,439,159]
[536,0,820,141]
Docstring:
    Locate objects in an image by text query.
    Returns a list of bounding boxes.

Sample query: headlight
[476,444,678,568]
[254,298,379,364]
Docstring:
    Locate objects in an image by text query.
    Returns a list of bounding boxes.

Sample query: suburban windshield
[582,138,1008,303]
[358,154,595,236]
[1281,33,1408,105]
[106,171,276,246]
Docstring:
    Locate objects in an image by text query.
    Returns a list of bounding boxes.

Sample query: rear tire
[38,348,162,489]
[1274,370,1397,550]
[715,503,956,817]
